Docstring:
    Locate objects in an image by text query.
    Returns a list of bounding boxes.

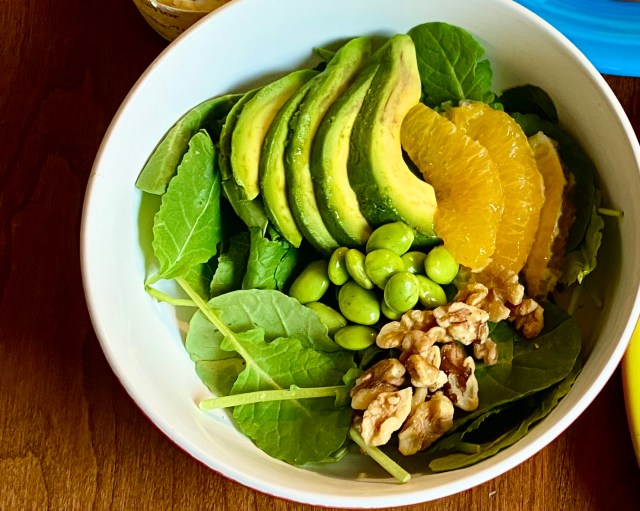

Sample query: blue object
[515,0,640,76]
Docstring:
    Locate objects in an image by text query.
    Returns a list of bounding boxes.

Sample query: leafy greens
[147,130,221,284]
[408,22,495,107]
[181,284,357,465]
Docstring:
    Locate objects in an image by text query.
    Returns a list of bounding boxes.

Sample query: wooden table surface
[2,1,640,510]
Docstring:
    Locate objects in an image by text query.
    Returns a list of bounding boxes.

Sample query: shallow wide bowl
[81,0,640,506]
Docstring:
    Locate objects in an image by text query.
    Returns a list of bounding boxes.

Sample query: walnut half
[441,343,479,411]
[350,359,406,410]
[361,387,413,447]
[398,392,454,455]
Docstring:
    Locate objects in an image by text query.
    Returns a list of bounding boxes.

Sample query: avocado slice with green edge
[348,34,438,246]
[231,69,319,201]
[136,93,241,195]
[311,64,378,247]
[218,88,269,232]
[259,74,321,248]
[219,88,259,181]
[286,36,373,253]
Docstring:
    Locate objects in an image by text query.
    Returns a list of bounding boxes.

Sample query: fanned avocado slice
[259,74,321,248]
[285,36,373,253]
[311,63,378,247]
[219,89,269,232]
[348,34,438,246]
[231,69,319,201]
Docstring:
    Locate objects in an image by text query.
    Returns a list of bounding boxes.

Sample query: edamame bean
[305,302,348,336]
[401,251,427,274]
[345,249,374,290]
[366,221,415,255]
[416,275,447,309]
[338,281,380,325]
[334,325,378,351]
[383,271,420,314]
[424,245,459,285]
[365,249,405,289]
[381,299,403,320]
[328,247,350,286]
[288,259,330,304]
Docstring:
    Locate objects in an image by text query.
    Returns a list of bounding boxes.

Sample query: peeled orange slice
[401,103,503,271]
[446,102,545,274]
[522,132,569,299]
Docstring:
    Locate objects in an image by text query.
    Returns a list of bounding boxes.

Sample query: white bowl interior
[81,0,640,506]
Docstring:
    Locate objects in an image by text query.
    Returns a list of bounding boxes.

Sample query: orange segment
[446,102,545,274]
[401,103,503,271]
[522,132,569,299]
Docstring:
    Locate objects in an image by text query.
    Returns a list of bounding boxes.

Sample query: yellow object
[522,132,568,299]
[401,103,503,271]
[622,319,640,467]
[132,0,231,41]
[446,102,544,274]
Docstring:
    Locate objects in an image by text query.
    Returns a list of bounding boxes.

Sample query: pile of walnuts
[350,269,544,455]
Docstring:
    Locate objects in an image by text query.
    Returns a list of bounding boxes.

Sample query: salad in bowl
[82,0,640,506]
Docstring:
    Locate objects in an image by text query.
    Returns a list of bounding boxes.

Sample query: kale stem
[199,385,349,410]
[176,277,237,341]
[348,427,411,484]
[567,284,583,316]
[145,285,197,307]
[597,207,623,217]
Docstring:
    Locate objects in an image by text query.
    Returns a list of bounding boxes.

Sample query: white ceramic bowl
[81,0,640,506]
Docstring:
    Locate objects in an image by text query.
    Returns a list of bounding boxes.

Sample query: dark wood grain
[1,2,639,510]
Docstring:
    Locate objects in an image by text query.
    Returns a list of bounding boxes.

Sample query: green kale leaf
[148,130,221,283]
[241,226,298,291]
[136,94,240,195]
[427,359,581,471]
[210,231,251,296]
[181,286,356,465]
[408,22,494,107]
[499,85,558,123]
[226,331,354,465]
[560,190,605,286]
[185,289,345,396]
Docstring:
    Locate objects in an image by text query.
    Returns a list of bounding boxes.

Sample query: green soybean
[381,299,403,320]
[328,247,350,286]
[383,271,420,314]
[288,259,330,304]
[424,245,459,285]
[334,325,378,351]
[416,275,447,309]
[401,251,427,274]
[338,281,380,325]
[366,222,415,255]
[365,249,405,289]
[345,249,374,290]
[305,302,348,336]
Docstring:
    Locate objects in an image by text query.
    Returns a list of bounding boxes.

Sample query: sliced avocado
[286,36,373,253]
[219,88,260,181]
[348,34,438,246]
[259,75,321,248]
[231,69,318,201]
[218,88,269,232]
[311,64,378,247]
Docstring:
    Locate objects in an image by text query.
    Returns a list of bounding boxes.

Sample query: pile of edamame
[288,221,460,351]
